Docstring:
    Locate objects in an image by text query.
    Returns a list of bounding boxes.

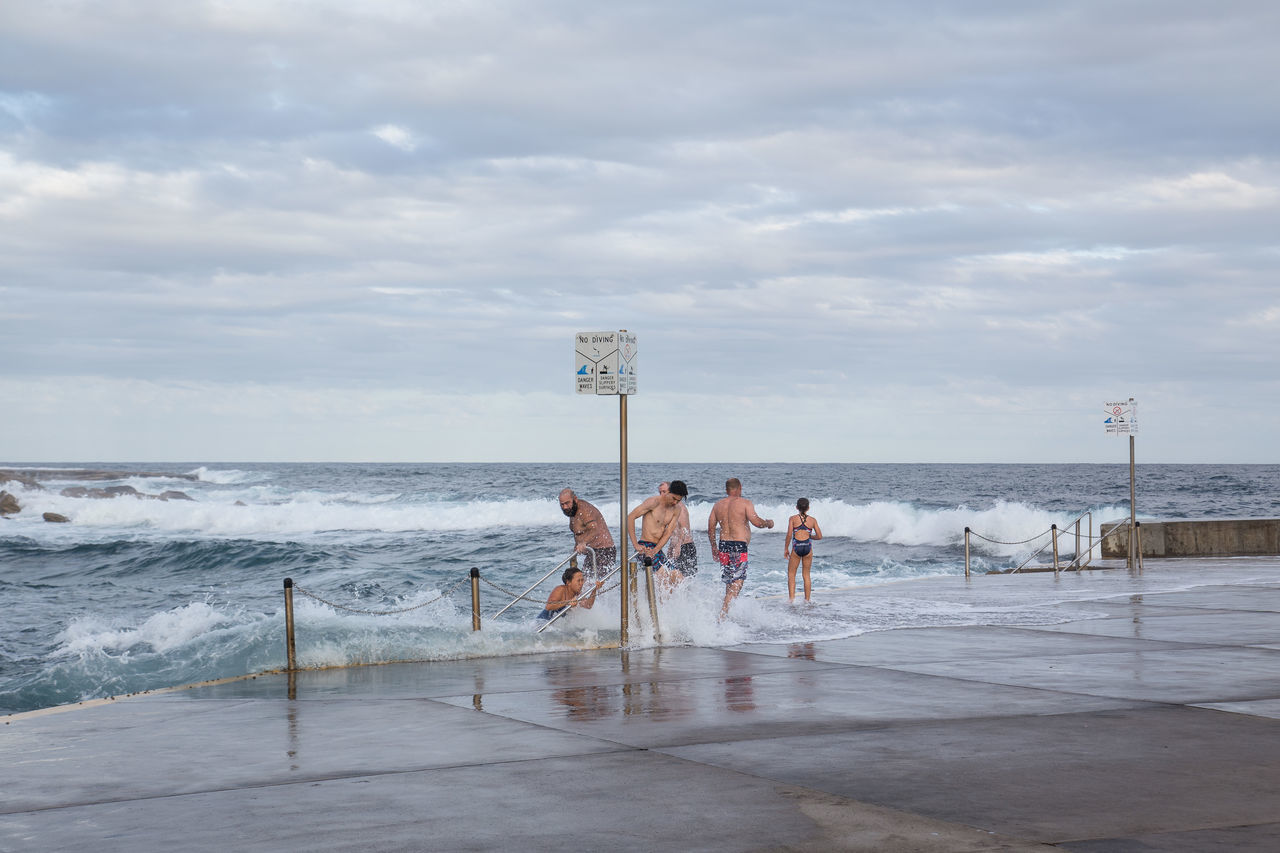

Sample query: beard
[562,501,578,518]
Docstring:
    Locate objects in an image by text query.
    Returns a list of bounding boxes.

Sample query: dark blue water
[3,462,1278,715]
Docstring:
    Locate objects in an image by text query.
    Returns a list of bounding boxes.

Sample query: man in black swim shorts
[660,481,698,584]
[559,488,617,576]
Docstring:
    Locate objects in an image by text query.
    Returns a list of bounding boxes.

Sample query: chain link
[294,576,469,615]
[967,528,1053,546]
[294,563,627,619]
[478,577,547,604]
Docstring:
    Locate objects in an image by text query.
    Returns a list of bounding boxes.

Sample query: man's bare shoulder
[633,495,661,513]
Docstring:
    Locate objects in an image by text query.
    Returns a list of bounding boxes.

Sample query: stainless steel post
[1075,519,1081,569]
[964,527,971,578]
[1129,434,1137,569]
[470,567,481,631]
[643,561,662,642]
[1051,524,1059,572]
[620,393,629,646]
[283,577,296,672]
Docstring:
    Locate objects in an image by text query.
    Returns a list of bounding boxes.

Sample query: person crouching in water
[538,567,604,621]
[785,498,823,603]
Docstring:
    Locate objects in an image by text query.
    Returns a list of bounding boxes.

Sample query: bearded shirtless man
[558,488,616,575]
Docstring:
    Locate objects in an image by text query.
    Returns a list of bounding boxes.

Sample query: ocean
[3,462,1279,716]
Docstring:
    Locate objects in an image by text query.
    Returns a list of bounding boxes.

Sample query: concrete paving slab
[433,661,1150,749]
[1030,609,1280,645]
[2,695,624,813]
[0,749,1055,853]
[1192,697,1280,720]
[160,646,828,704]
[1103,584,1280,612]
[662,705,1280,844]
[1060,822,1280,852]
[889,646,1280,704]
[731,624,1197,667]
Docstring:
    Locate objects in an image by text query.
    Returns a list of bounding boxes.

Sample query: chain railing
[964,511,1122,576]
[280,549,665,671]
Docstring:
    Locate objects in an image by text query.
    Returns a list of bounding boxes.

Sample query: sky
[3,1,1279,464]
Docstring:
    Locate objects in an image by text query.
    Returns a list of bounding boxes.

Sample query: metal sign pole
[576,329,637,647]
[1129,434,1136,569]
[619,392,629,645]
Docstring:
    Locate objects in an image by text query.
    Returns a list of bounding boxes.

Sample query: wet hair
[796,498,810,514]
[668,480,688,498]
[562,567,583,585]
[725,478,741,492]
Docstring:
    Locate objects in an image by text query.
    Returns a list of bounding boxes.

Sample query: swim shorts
[716,540,748,585]
[672,542,698,577]
[638,540,672,571]
[583,546,617,574]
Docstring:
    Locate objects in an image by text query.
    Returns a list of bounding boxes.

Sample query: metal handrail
[536,560,622,634]
[488,547,593,621]
[1011,511,1095,573]
[962,507,1105,573]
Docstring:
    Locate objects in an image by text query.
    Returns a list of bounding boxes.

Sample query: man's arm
[627,497,655,552]
[653,510,680,553]
[746,500,774,529]
[707,502,720,550]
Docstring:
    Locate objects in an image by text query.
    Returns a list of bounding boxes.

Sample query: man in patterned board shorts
[706,477,773,618]
[627,480,689,589]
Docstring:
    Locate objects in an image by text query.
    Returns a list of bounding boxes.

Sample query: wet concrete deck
[4,559,1280,852]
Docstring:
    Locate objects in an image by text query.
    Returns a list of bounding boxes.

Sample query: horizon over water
[3,461,1279,716]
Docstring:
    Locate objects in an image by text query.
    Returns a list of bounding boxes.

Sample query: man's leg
[720,579,744,618]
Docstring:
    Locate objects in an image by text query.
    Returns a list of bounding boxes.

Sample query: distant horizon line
[4,460,1278,467]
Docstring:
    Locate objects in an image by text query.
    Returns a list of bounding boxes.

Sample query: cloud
[2,1,1279,462]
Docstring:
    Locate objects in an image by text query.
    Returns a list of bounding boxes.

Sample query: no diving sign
[576,330,638,395]
[1103,397,1137,435]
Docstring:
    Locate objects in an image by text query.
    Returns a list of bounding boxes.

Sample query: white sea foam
[5,487,1130,551]
[186,467,266,485]
[57,602,239,657]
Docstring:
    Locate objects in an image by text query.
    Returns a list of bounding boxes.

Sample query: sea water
[3,462,1279,715]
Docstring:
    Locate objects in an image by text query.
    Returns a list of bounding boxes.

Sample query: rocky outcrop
[0,471,42,489]
[1,469,196,483]
[61,486,142,499]
[0,470,199,512]
[43,512,71,523]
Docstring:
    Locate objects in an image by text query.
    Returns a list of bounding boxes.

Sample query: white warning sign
[1103,397,1138,435]
[575,331,637,395]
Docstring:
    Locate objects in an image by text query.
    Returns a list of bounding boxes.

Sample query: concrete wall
[1102,518,1280,558]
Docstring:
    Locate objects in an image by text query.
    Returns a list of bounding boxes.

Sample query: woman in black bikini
[784,498,823,603]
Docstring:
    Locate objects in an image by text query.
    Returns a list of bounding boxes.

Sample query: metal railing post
[1135,522,1145,571]
[964,527,971,577]
[620,561,634,642]
[470,568,481,631]
[283,577,297,672]
[1088,513,1094,566]
[1051,524,1059,573]
[643,560,662,642]
[1074,518,1081,569]
[628,560,640,629]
